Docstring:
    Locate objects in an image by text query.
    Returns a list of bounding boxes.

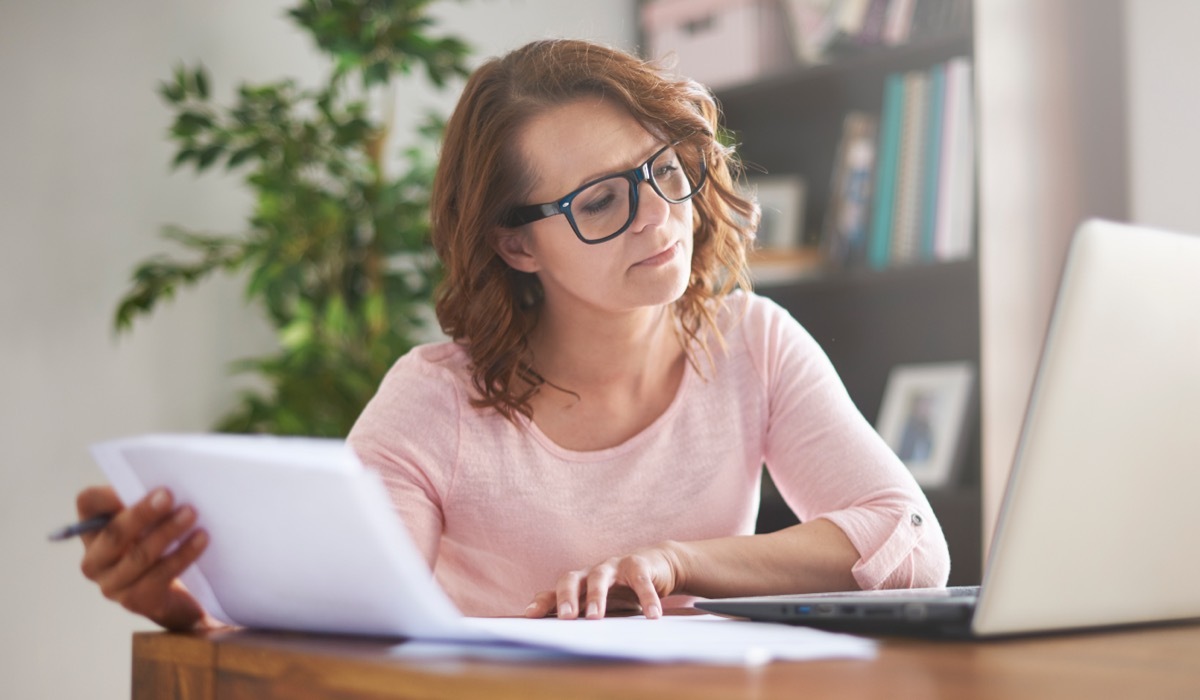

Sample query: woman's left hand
[524,544,683,620]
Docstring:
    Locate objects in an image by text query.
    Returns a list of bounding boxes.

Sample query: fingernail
[191,530,208,548]
[558,602,571,618]
[524,603,538,617]
[586,602,599,618]
[174,506,195,525]
[647,605,661,619]
[151,489,170,511]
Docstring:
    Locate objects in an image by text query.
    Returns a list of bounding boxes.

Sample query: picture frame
[749,175,807,251]
[821,111,878,265]
[875,361,975,489]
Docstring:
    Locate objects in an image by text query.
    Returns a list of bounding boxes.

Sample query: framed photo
[821,111,877,265]
[749,175,806,250]
[875,361,975,489]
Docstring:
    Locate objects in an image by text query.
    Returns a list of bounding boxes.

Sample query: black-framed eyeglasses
[502,141,708,245]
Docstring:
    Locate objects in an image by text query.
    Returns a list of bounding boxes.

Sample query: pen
[47,513,115,542]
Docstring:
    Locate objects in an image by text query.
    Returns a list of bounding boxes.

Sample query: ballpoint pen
[47,514,115,542]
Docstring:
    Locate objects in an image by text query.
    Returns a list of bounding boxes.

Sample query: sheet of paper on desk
[462,615,876,665]
[91,434,875,665]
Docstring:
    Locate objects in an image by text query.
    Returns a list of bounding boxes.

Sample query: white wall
[0,1,633,697]
[1126,2,1200,232]
[974,0,1132,548]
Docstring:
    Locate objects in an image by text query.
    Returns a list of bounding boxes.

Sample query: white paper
[90,434,876,665]
[91,434,465,638]
[462,615,875,664]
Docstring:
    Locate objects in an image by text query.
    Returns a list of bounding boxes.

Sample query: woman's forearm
[666,519,861,599]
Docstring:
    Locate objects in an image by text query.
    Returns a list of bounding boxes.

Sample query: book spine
[949,57,976,259]
[934,56,974,261]
[837,0,873,39]
[883,0,917,45]
[858,0,892,46]
[932,57,957,260]
[782,0,842,65]
[890,70,928,265]
[868,73,906,269]
[919,62,947,260]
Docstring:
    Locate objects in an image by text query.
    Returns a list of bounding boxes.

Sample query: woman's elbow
[912,528,952,588]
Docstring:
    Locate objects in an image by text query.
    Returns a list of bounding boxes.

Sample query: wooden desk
[133,622,1200,700]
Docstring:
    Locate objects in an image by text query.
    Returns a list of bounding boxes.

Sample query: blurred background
[1,1,1196,697]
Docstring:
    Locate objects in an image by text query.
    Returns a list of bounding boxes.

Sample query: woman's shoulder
[368,341,472,414]
[393,340,472,377]
[710,289,798,340]
[705,289,827,381]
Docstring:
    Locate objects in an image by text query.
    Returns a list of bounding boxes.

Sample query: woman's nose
[629,179,671,233]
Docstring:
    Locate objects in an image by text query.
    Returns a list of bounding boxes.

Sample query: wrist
[659,540,696,596]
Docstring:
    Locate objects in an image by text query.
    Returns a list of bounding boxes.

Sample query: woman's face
[501,97,695,319]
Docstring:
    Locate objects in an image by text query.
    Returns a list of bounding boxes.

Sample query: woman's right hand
[76,485,213,631]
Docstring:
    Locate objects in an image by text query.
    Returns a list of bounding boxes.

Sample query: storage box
[642,0,793,89]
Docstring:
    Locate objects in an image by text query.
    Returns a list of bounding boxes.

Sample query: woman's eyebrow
[567,141,667,193]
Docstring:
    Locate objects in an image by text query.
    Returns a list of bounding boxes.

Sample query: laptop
[698,219,1200,638]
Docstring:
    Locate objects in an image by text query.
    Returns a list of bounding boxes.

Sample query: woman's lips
[634,241,680,267]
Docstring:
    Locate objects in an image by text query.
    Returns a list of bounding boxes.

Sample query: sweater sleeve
[345,349,461,571]
[745,295,951,590]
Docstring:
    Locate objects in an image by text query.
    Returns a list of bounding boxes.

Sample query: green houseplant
[115,0,471,437]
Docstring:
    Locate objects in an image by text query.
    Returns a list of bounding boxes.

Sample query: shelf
[714,32,974,105]
[755,256,978,291]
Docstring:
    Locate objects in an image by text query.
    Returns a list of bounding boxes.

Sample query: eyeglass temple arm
[504,202,561,228]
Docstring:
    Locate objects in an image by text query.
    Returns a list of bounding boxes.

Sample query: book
[868,72,906,268]
[837,0,873,38]
[782,0,842,64]
[919,62,948,259]
[910,0,972,41]
[890,70,929,265]
[883,0,917,45]
[858,0,893,46]
[933,57,975,261]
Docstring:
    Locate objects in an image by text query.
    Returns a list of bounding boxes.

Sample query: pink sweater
[348,292,950,616]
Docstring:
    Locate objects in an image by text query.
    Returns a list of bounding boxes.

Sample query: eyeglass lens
[569,145,701,242]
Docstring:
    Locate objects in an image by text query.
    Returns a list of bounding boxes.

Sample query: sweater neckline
[519,359,695,462]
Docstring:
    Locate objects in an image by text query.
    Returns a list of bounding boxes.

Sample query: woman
[75,39,949,629]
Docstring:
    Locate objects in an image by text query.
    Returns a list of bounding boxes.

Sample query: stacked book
[785,0,972,64]
[823,57,975,269]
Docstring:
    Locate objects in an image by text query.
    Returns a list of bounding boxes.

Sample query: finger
[76,485,122,520]
[554,570,585,619]
[75,486,123,547]
[145,529,208,589]
[95,505,197,598]
[116,529,208,621]
[80,489,174,580]
[618,557,663,619]
[151,580,208,631]
[524,590,556,618]
[584,562,617,619]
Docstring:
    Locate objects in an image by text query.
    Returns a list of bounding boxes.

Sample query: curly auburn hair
[430,39,759,422]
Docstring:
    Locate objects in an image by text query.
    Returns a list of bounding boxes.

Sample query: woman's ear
[493,229,541,273]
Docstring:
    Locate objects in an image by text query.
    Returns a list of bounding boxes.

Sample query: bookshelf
[639,0,982,585]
